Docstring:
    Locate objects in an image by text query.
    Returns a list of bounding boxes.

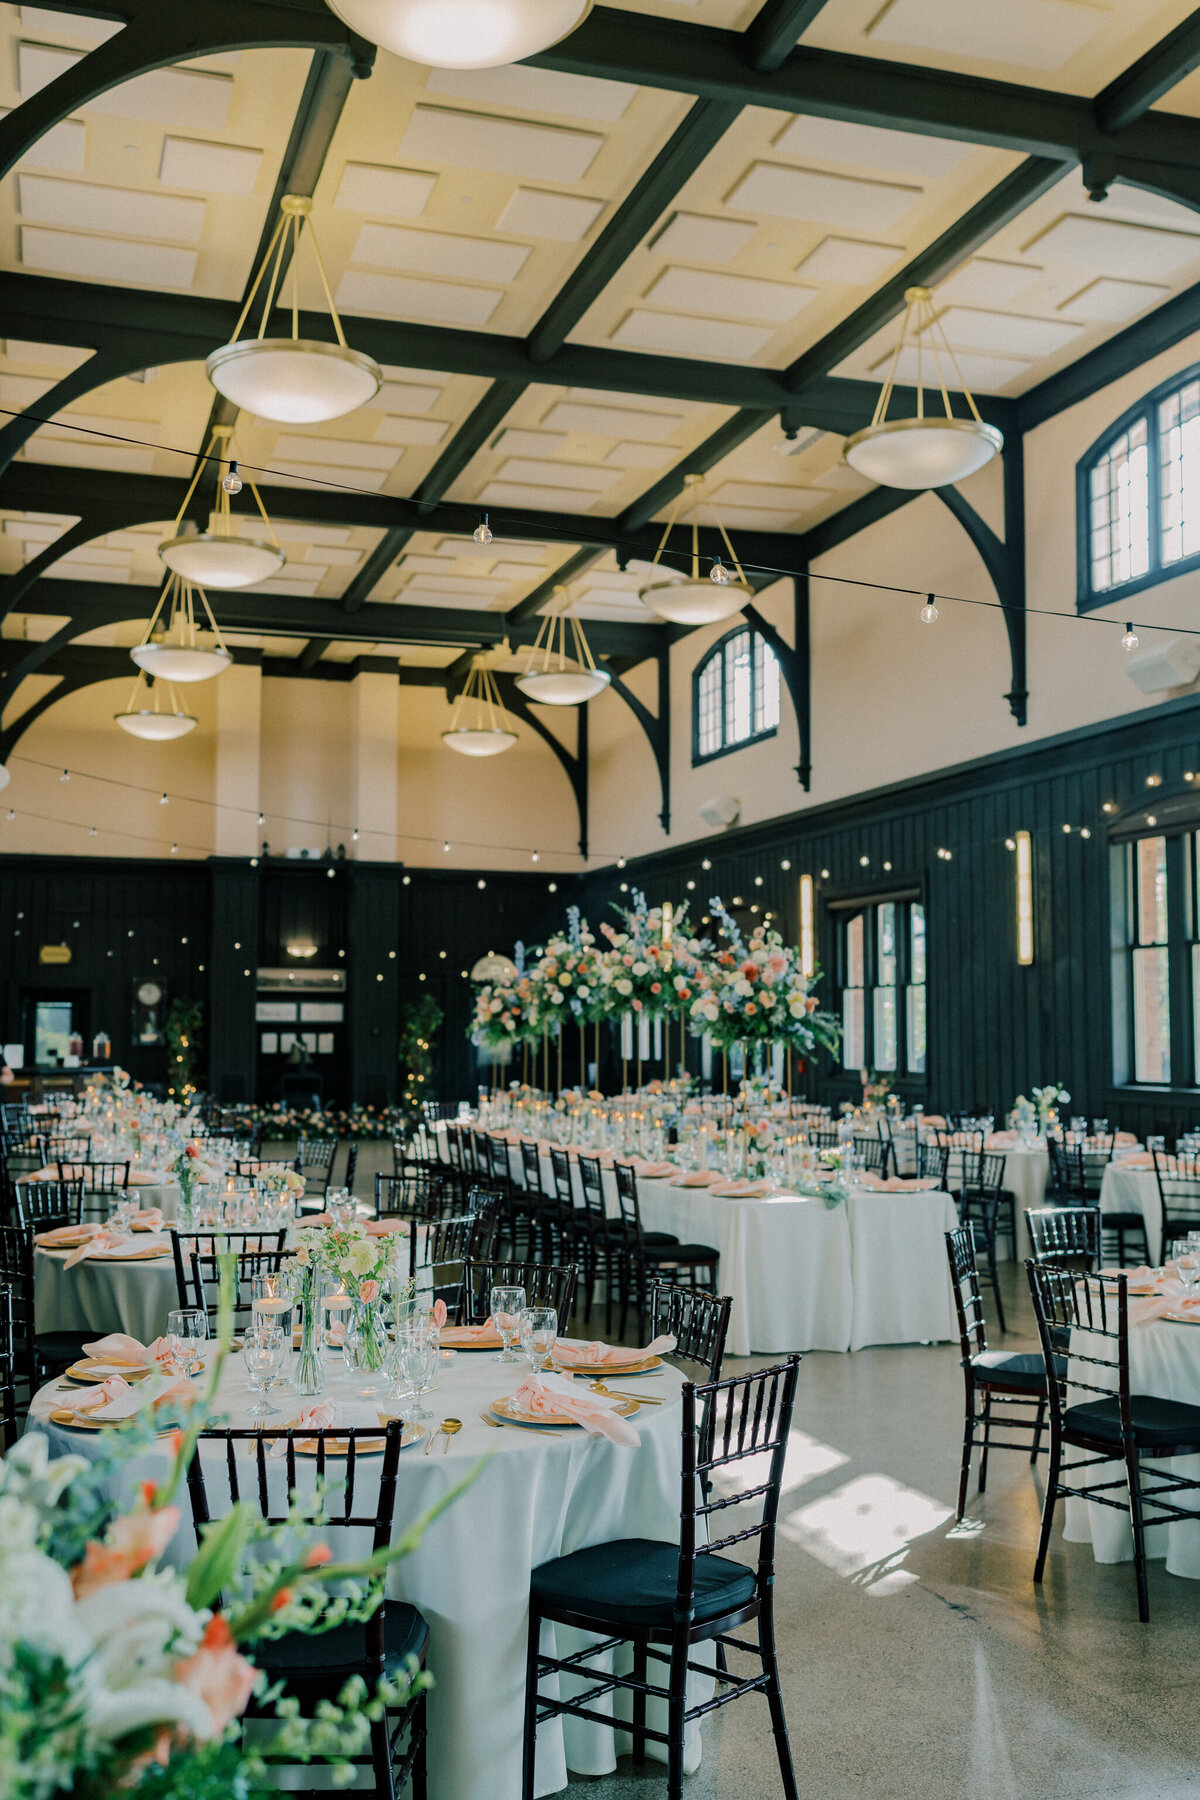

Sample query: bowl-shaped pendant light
[843,285,1004,489]
[206,197,381,425]
[158,427,286,589]
[637,475,750,627]
[114,672,198,740]
[325,0,593,68]
[131,572,231,684]
[442,657,517,757]
[515,588,611,706]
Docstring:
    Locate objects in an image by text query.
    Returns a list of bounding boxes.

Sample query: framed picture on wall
[256,1001,297,1024]
[300,1002,343,1023]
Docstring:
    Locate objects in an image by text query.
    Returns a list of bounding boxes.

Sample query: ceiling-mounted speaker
[699,794,741,829]
[1124,638,1200,694]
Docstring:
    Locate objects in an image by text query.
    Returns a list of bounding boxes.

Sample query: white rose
[615,978,633,997]
[631,961,649,977]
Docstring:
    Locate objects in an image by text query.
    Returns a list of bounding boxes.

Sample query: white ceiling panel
[46,411,155,441]
[268,464,391,493]
[867,0,1108,71]
[17,47,235,131]
[350,221,529,284]
[933,305,1085,357]
[26,438,155,472]
[1061,276,1170,322]
[270,523,353,546]
[271,436,400,470]
[540,400,686,439]
[55,544,129,566]
[773,115,972,181]
[20,8,121,40]
[795,236,901,284]
[404,573,509,593]
[371,380,443,414]
[495,187,604,242]
[308,546,361,566]
[374,415,449,446]
[18,174,207,242]
[479,480,603,512]
[562,387,693,414]
[159,136,264,197]
[713,482,823,514]
[497,458,620,492]
[3,516,71,540]
[334,162,437,218]
[725,162,921,232]
[0,106,84,172]
[398,107,604,184]
[643,265,814,323]
[605,441,674,467]
[879,345,1031,390]
[397,555,455,575]
[936,258,1035,306]
[43,558,130,580]
[490,428,568,457]
[611,309,775,359]
[490,560,547,580]
[244,574,324,596]
[647,211,757,263]
[335,269,503,326]
[382,363,453,384]
[815,463,873,490]
[0,373,55,407]
[394,588,503,612]
[424,62,637,123]
[20,226,198,287]
[17,41,82,98]
[1023,213,1200,280]
[706,505,810,531]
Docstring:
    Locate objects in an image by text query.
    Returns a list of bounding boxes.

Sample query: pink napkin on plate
[68,1374,143,1419]
[271,1401,335,1454]
[127,1169,161,1187]
[440,1316,497,1344]
[670,1171,719,1188]
[131,1208,164,1232]
[365,1219,408,1237]
[35,1222,101,1248]
[633,1161,677,1178]
[854,1173,940,1193]
[553,1333,675,1368]
[510,1372,640,1446]
[1115,1132,1139,1146]
[710,1178,773,1198]
[64,1229,134,1268]
[82,1333,188,1374]
[1127,1280,1200,1326]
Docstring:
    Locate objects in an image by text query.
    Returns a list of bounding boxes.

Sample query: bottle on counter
[92,1030,111,1061]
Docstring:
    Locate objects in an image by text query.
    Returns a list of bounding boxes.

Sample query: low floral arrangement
[173,1141,219,1205]
[213,1104,400,1143]
[1011,1082,1070,1132]
[1,1271,478,1800]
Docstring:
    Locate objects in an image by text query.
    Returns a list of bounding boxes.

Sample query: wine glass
[399,1322,438,1421]
[165,1306,208,1374]
[520,1306,558,1373]
[243,1325,286,1416]
[490,1284,527,1363]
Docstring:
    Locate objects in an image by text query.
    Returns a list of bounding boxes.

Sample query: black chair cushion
[644,1243,719,1266]
[252,1604,428,1699]
[35,1329,92,1365]
[642,1231,680,1247]
[1066,1393,1200,1450]
[532,1537,756,1630]
[971,1350,1059,1392]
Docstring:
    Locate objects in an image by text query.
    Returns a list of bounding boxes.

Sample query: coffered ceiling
[4,0,1200,712]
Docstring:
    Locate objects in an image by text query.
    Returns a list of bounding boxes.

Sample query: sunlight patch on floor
[707,1427,850,1503]
[780,1473,953,1595]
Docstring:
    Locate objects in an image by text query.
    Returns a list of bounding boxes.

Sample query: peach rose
[174,1614,258,1735]
[358,1279,380,1304]
[72,1501,181,1597]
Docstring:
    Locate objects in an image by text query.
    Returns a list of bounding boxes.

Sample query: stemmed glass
[520,1307,558,1373]
[243,1325,286,1416]
[490,1285,527,1362]
[165,1306,208,1374]
[398,1320,439,1421]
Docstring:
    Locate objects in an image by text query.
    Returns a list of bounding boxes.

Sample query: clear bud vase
[294,1276,325,1397]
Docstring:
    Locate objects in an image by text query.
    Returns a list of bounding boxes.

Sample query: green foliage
[397,995,443,1124]
[166,996,204,1100]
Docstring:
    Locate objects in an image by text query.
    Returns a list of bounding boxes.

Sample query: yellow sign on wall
[38,944,72,965]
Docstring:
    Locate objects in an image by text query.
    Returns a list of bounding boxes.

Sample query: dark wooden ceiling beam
[1095,7,1200,132]
[744,0,832,73]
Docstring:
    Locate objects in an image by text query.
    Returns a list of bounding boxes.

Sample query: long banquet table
[27,1340,702,1800]
[506,1144,958,1355]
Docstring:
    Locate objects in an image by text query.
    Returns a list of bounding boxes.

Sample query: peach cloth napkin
[431,1299,448,1330]
[919,1115,948,1129]
[710,1179,774,1198]
[271,1401,335,1454]
[670,1171,720,1187]
[64,1229,134,1268]
[299,1212,405,1237]
[553,1333,675,1369]
[1091,1270,1200,1325]
[131,1208,164,1232]
[1112,1151,1155,1170]
[35,1222,101,1248]
[441,1316,499,1345]
[633,1161,677,1179]
[83,1333,187,1373]
[853,1173,941,1192]
[510,1373,640,1446]
[1115,1132,1139,1147]
[985,1132,1018,1149]
[70,1372,194,1420]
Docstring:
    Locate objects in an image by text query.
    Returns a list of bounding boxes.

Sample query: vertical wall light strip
[799,874,815,978]
[662,900,674,945]
[1015,830,1034,966]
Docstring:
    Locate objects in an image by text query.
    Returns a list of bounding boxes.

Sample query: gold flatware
[440,1417,462,1453]
[587,1380,662,1405]
[478,1408,557,1436]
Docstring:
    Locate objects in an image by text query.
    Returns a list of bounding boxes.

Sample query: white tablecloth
[34,1242,178,1339]
[18,1170,182,1222]
[26,1343,700,1800]
[1064,1311,1200,1578]
[510,1146,957,1356]
[891,1133,1049,1259]
[1099,1162,1162,1264]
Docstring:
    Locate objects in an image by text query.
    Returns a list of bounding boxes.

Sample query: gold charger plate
[552,1352,663,1376]
[1163,1310,1200,1325]
[48,1403,186,1430]
[63,1359,150,1383]
[92,1246,172,1261]
[490,1393,639,1429]
[440,1328,503,1350]
[266,1421,424,1456]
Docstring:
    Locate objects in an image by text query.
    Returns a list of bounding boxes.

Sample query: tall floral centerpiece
[688,899,840,1091]
[597,891,707,1087]
[534,908,608,1090]
[471,941,544,1075]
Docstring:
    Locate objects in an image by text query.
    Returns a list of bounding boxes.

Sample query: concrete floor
[577,1266,1200,1800]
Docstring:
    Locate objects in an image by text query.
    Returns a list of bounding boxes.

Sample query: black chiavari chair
[1025,1205,1101,1273]
[522,1358,803,1800]
[410,1207,497,1311]
[1027,1261,1200,1622]
[612,1161,717,1343]
[0,1222,91,1384]
[187,1421,428,1797]
[1152,1149,1200,1261]
[297,1134,339,1200]
[460,1259,577,1336]
[180,1238,287,1329]
[375,1169,453,1224]
[56,1159,130,1222]
[648,1281,732,1382]
[945,1227,1051,1522]
[916,1141,950,1187]
[0,1284,19,1447]
[13,1176,84,1230]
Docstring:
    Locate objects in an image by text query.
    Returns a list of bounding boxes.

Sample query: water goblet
[242,1325,286,1416]
[490,1285,527,1362]
[165,1306,208,1372]
[520,1306,558,1373]
[399,1322,438,1421]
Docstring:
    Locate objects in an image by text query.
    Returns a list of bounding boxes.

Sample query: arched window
[692,627,780,763]
[1078,360,1200,609]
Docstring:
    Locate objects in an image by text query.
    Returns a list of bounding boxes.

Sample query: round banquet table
[890,1130,1050,1259]
[1064,1310,1200,1578]
[1098,1160,1163,1264]
[26,1343,703,1800]
[18,1166,182,1221]
[507,1144,957,1355]
[34,1239,178,1340]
